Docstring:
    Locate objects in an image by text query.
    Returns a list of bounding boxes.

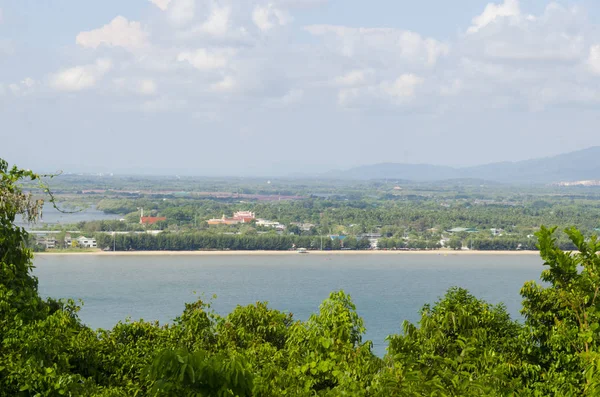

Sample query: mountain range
[323,147,600,184]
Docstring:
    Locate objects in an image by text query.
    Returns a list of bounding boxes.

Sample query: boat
[297,248,309,254]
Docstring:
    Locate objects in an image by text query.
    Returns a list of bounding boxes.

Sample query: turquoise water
[33,254,544,356]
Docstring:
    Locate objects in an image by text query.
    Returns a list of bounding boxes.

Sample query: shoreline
[36,250,541,257]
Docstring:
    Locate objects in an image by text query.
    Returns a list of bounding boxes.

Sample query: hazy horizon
[2,0,600,176]
[23,145,596,178]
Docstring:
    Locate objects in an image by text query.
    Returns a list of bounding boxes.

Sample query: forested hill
[325,146,600,184]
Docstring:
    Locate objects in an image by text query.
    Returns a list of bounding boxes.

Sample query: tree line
[94,232,372,251]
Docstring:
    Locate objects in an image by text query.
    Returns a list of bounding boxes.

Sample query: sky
[2,0,600,176]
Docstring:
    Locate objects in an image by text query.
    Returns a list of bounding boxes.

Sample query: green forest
[5,161,600,395]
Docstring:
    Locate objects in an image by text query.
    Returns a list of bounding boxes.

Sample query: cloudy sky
[2,0,600,176]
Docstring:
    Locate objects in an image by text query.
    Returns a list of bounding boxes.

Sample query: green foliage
[0,160,99,396]
[146,349,254,397]
[381,288,525,395]
[447,236,463,250]
[519,226,600,394]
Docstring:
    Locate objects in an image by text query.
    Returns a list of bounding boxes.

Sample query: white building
[77,236,97,248]
[256,219,286,230]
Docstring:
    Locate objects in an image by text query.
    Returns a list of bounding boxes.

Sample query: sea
[33,254,544,356]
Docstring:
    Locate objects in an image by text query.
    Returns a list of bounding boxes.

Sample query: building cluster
[33,232,97,250]
[255,219,286,231]
[206,211,296,232]
[207,211,256,225]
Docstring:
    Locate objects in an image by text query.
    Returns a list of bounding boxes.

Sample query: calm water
[33,254,544,356]
[18,203,118,228]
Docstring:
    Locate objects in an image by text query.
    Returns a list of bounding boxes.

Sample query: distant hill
[323,147,600,184]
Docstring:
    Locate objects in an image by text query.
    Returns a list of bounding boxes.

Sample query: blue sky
[2,0,600,176]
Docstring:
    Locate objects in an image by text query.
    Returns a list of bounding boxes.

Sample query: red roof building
[206,211,256,225]
[140,216,167,225]
[232,211,255,223]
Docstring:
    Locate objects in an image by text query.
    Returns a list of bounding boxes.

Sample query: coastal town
[28,205,539,253]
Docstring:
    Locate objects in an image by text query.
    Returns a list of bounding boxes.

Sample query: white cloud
[253,4,291,32]
[210,76,236,92]
[381,74,423,98]
[149,0,172,11]
[336,74,423,108]
[76,16,148,51]
[467,0,520,34]
[7,77,37,96]
[587,45,600,75]
[50,59,113,92]
[334,70,372,86]
[22,77,35,88]
[464,3,586,62]
[177,49,230,70]
[305,25,449,67]
[198,5,231,36]
[12,0,600,116]
[481,33,583,61]
[169,0,195,26]
[138,79,158,95]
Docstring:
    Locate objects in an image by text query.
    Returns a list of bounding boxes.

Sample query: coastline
[36,250,541,257]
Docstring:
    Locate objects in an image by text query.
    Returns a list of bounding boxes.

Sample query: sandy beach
[36,250,541,257]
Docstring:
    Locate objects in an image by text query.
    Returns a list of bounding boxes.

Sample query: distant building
[138,208,166,225]
[140,216,167,225]
[233,211,256,222]
[207,211,255,225]
[359,233,382,239]
[77,236,97,248]
[447,227,478,233]
[207,216,240,225]
[35,235,57,249]
[256,219,286,230]
[358,233,381,249]
[207,215,246,225]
